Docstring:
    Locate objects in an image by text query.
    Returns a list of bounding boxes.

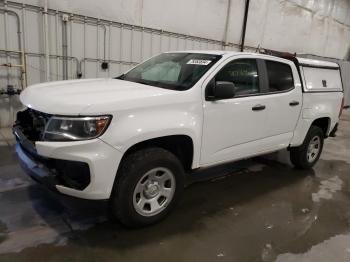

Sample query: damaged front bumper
[16,142,59,191]
[13,126,123,200]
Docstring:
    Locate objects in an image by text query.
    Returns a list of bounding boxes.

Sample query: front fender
[100,106,202,168]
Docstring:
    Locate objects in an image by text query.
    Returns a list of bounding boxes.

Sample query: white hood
[20,78,179,115]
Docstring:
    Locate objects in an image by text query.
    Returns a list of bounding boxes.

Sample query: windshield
[118,53,222,90]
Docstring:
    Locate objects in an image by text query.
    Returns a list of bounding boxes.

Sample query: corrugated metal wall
[1,1,235,87]
[245,0,350,59]
[0,0,238,126]
[0,0,350,127]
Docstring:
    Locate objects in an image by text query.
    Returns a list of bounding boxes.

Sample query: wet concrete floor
[0,110,350,262]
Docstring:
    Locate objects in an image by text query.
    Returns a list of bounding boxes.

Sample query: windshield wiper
[115,74,125,80]
[133,79,158,86]
[116,76,180,90]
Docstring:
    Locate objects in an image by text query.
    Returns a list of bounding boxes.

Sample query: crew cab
[13,51,344,227]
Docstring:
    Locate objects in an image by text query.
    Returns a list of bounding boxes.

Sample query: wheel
[290,125,324,169]
[110,147,185,227]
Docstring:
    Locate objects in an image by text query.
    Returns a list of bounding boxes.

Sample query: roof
[167,50,284,58]
[165,50,340,69]
[166,50,236,55]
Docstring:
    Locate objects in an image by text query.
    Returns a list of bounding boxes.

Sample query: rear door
[261,59,302,144]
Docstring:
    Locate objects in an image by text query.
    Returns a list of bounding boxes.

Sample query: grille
[15,108,51,142]
[14,109,91,191]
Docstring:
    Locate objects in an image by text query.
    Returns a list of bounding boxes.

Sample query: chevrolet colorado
[13,51,344,227]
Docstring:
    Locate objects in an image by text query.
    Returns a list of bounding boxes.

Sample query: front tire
[110,147,185,227]
[290,126,324,169]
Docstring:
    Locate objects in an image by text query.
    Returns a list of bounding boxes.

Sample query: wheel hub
[133,167,176,217]
[144,182,160,198]
[307,135,321,163]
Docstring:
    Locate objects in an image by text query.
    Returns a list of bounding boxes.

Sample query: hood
[20,78,179,115]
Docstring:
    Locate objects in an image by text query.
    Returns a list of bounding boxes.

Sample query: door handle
[289,101,300,106]
[252,104,266,111]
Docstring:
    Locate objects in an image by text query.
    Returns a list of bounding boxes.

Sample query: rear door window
[266,61,294,92]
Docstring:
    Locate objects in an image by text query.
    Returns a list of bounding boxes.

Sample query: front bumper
[16,143,59,191]
[14,130,123,200]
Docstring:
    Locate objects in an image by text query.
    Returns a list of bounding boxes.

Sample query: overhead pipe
[223,0,232,50]
[99,23,108,70]
[3,1,10,86]
[108,22,112,76]
[62,14,69,80]
[42,0,50,81]
[96,20,109,74]
[0,49,81,75]
[96,19,100,76]
[240,0,250,52]
[0,7,27,88]
[69,14,73,79]
[21,3,28,86]
[54,10,59,79]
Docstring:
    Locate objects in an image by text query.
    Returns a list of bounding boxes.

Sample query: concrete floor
[0,110,350,262]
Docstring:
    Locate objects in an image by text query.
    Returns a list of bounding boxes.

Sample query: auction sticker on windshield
[187,59,212,65]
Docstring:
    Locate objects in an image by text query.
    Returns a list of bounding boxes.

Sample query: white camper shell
[296,58,343,93]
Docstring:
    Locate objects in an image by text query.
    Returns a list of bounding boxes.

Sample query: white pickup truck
[13,51,344,227]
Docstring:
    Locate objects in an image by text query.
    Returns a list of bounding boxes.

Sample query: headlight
[43,116,111,141]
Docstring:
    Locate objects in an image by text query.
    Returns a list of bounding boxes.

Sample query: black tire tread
[290,125,324,169]
[110,147,184,227]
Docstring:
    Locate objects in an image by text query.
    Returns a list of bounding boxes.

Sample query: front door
[200,58,271,166]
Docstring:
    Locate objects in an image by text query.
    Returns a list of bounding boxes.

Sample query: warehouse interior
[1,0,350,261]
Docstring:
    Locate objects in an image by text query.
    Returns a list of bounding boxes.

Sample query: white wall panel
[71,22,84,60]
[245,0,350,57]
[121,28,132,61]
[25,10,41,53]
[141,0,228,42]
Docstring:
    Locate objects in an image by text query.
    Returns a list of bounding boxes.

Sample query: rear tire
[290,126,324,169]
[110,147,185,227]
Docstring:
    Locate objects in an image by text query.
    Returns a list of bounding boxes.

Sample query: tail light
[339,96,344,118]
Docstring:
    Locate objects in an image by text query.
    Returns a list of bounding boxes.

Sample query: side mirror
[213,81,235,100]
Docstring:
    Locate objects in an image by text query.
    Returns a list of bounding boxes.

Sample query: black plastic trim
[13,126,38,156]
[257,59,268,93]
[252,104,266,111]
[15,142,91,191]
[303,90,343,93]
[329,123,338,137]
